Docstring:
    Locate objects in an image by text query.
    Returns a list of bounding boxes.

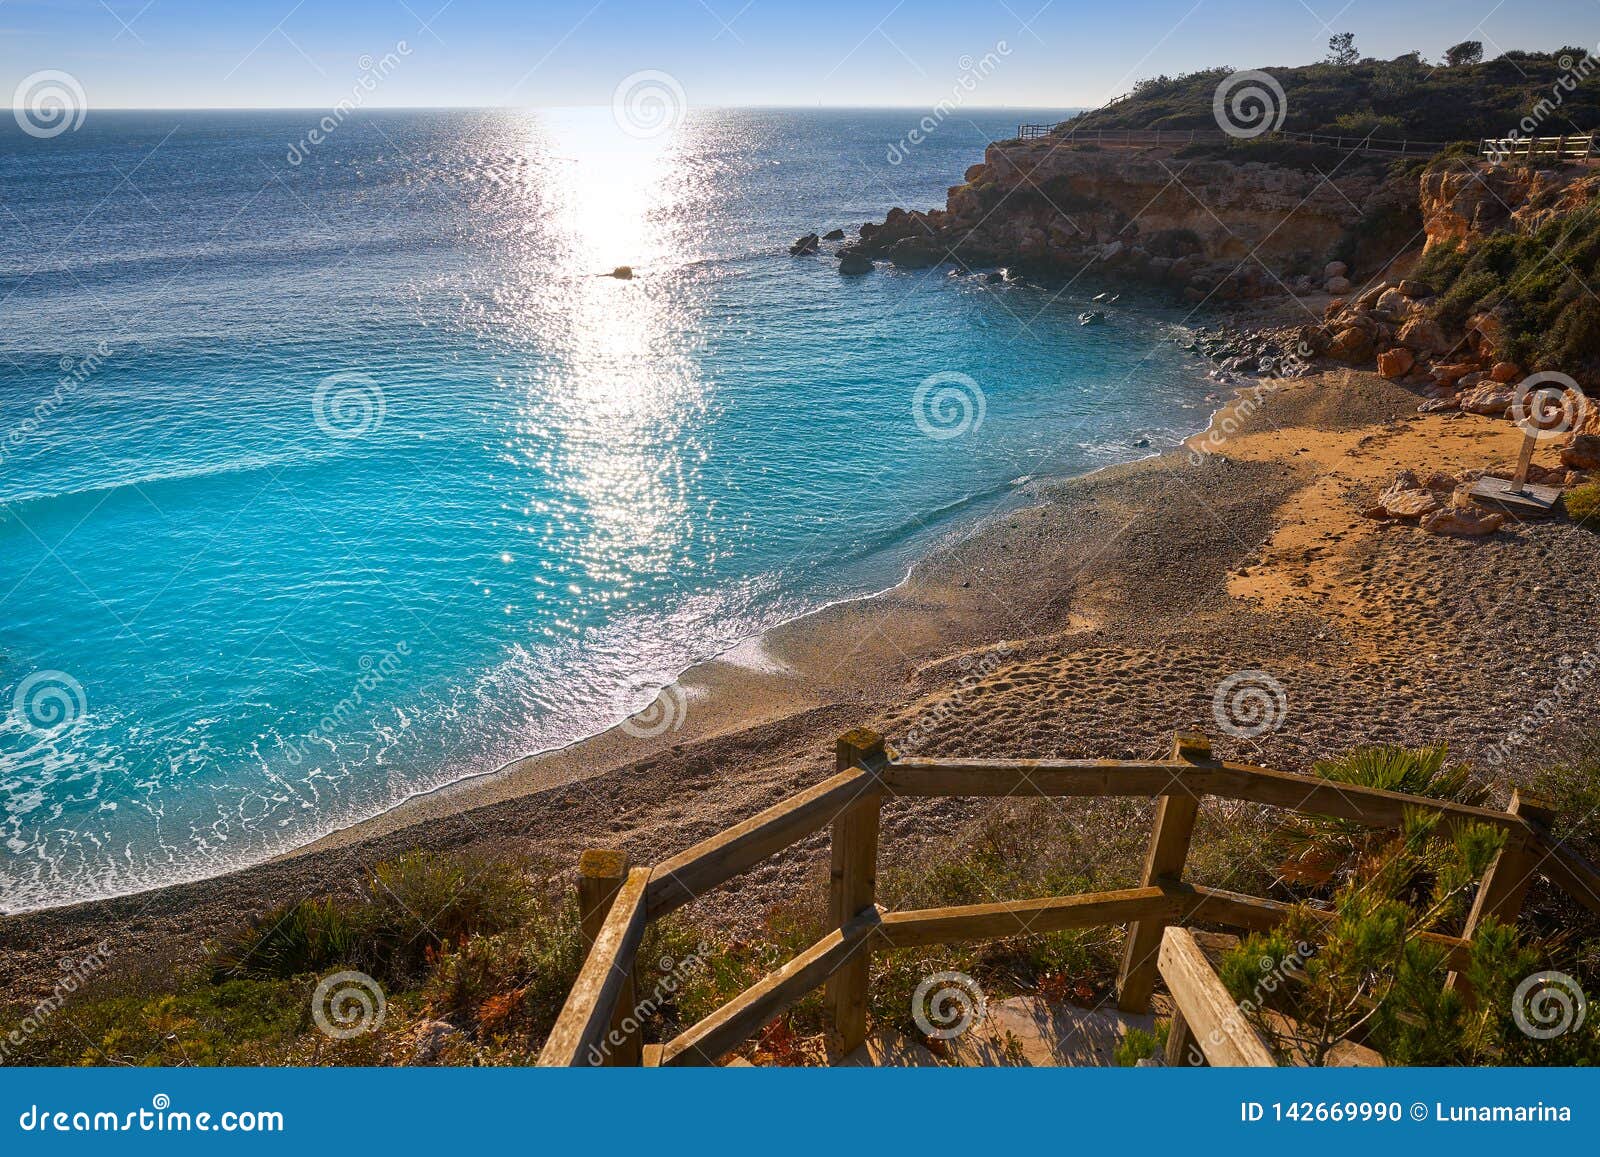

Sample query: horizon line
[6,102,1088,114]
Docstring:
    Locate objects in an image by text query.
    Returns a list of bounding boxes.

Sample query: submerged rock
[822,228,846,241]
[789,233,820,255]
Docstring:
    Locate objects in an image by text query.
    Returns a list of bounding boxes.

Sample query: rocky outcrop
[851,139,1395,297]
[1420,165,1600,251]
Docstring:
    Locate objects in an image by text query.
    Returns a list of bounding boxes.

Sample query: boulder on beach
[1562,434,1600,471]
[1377,347,1414,379]
[610,265,633,279]
[1421,508,1504,536]
[1397,316,1447,354]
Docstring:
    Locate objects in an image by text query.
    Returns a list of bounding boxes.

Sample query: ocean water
[0,108,1217,912]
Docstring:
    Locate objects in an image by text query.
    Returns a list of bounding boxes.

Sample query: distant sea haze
[0,108,1213,911]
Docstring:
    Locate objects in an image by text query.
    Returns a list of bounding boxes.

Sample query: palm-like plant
[1277,745,1489,887]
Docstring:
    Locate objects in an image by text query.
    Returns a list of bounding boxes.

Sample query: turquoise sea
[0,108,1217,911]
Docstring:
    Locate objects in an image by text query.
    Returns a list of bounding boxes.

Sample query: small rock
[1561,434,1600,471]
[789,233,820,256]
[1325,275,1352,295]
[411,1020,461,1064]
[610,265,634,279]
[1397,279,1433,299]
[1326,325,1372,361]
[1460,382,1514,416]
[1324,260,1349,280]
[1375,287,1410,316]
[1421,508,1504,536]
[822,228,846,241]
[1376,347,1414,379]
[1430,361,1480,386]
[1489,361,1522,383]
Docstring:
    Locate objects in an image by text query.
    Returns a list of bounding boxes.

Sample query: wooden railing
[1480,135,1595,163]
[538,730,1600,1068]
[1013,126,1450,156]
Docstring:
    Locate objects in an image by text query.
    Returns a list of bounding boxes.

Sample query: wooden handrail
[1159,926,1278,1066]
[645,766,877,919]
[538,729,1600,1067]
[1012,125,1452,155]
[659,907,883,1066]
[875,886,1179,949]
[886,755,1543,841]
[536,867,651,1067]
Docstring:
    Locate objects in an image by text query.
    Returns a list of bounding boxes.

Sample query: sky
[2,0,1596,110]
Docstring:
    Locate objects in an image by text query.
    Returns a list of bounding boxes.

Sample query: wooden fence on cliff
[537,730,1600,1068]
[1013,125,1451,157]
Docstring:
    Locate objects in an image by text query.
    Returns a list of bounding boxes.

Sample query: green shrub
[1113,1022,1169,1066]
[1566,483,1600,526]
[1277,745,1486,886]
[210,897,366,982]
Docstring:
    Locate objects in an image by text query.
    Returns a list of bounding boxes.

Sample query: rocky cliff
[1419,162,1600,250]
[844,139,1409,299]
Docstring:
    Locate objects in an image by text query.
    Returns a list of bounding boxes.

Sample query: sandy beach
[3,359,1593,1005]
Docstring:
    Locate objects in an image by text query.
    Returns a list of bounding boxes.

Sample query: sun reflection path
[498,109,716,640]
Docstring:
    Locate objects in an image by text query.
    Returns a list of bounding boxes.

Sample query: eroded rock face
[856,139,1387,283]
[1420,165,1600,252]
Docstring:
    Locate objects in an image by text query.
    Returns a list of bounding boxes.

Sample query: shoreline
[6,356,1596,1004]
[0,346,1212,919]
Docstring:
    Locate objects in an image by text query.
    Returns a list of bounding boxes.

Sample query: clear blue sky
[3,0,1595,109]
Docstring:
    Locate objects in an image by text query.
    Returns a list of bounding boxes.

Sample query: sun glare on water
[498,109,712,623]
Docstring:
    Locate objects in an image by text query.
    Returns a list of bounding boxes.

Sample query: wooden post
[1446,790,1558,993]
[1164,1008,1202,1066]
[1116,733,1206,1013]
[825,728,885,1056]
[576,849,642,1065]
[1508,430,1538,495]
